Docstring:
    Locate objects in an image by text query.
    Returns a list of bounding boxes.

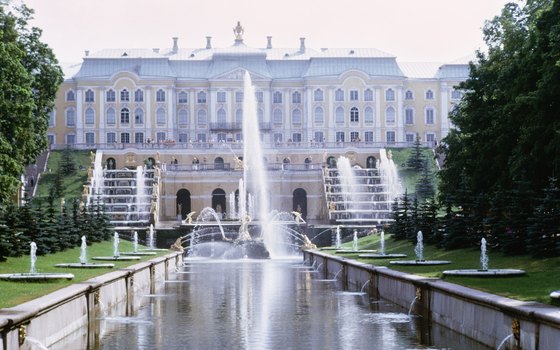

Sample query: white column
[284,89,290,139]
[306,87,312,140]
[440,82,450,140]
[167,86,175,140]
[264,88,271,124]
[98,87,105,143]
[374,86,382,141]
[76,88,84,143]
[328,87,335,142]
[190,90,196,140]
[145,88,152,139]
[396,86,404,142]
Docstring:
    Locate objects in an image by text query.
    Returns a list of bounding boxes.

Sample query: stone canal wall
[304,250,560,350]
[0,252,182,350]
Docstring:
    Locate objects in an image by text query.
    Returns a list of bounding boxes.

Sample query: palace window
[66,90,75,101]
[134,89,144,102]
[235,108,243,124]
[178,91,188,103]
[197,109,207,126]
[85,108,95,125]
[85,89,94,102]
[314,131,324,142]
[235,91,244,103]
[217,91,226,103]
[364,107,373,124]
[349,90,359,101]
[178,109,188,126]
[273,108,282,126]
[273,91,282,104]
[273,133,283,143]
[335,107,344,124]
[336,131,345,142]
[350,107,359,123]
[157,132,166,143]
[406,133,415,143]
[120,108,130,124]
[255,91,263,103]
[335,89,344,102]
[425,108,435,124]
[364,88,373,102]
[197,91,207,104]
[106,108,116,125]
[292,133,302,143]
[425,89,434,100]
[292,109,302,125]
[386,131,396,144]
[258,108,264,124]
[156,108,166,125]
[134,108,144,125]
[66,134,76,144]
[106,132,116,143]
[314,107,324,124]
[314,89,323,102]
[292,91,301,104]
[85,132,95,145]
[120,132,130,143]
[350,131,359,142]
[451,90,462,100]
[385,88,395,101]
[106,89,115,102]
[365,131,374,143]
[135,132,144,144]
[385,107,395,124]
[156,89,166,102]
[217,108,226,124]
[405,108,414,124]
[405,90,414,100]
[120,89,130,102]
[66,108,76,127]
[49,110,55,127]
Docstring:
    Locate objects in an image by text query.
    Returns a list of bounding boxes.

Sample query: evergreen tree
[417,197,439,244]
[409,196,420,242]
[0,203,26,257]
[527,178,560,257]
[415,159,435,200]
[48,170,64,198]
[406,134,425,170]
[59,146,76,176]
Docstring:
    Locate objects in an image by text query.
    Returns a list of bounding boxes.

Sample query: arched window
[364,88,373,101]
[235,108,243,124]
[273,108,282,125]
[134,108,144,125]
[217,108,226,124]
[120,108,130,124]
[66,108,76,126]
[405,90,414,100]
[273,91,282,103]
[385,107,395,124]
[197,91,207,103]
[350,107,359,123]
[335,107,344,124]
[156,89,166,102]
[335,89,344,101]
[292,91,301,104]
[66,90,75,101]
[425,108,435,124]
[178,91,188,103]
[197,109,207,126]
[425,89,434,100]
[106,89,115,102]
[85,89,94,102]
[85,108,95,125]
[385,88,395,101]
[405,108,414,124]
[106,108,116,125]
[364,107,374,124]
[292,109,302,125]
[134,89,144,102]
[314,89,323,101]
[120,89,130,102]
[156,108,166,125]
[178,109,188,126]
[314,107,324,124]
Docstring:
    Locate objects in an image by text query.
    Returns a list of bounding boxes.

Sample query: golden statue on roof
[233,21,244,42]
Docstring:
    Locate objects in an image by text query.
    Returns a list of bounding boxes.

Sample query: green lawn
[329,234,560,304]
[388,147,439,195]
[0,240,171,309]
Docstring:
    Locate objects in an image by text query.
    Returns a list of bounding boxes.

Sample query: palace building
[46,23,469,229]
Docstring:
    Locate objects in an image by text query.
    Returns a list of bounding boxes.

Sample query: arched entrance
[326,156,337,168]
[212,188,227,217]
[366,156,377,169]
[304,157,312,169]
[176,189,191,220]
[106,158,116,170]
[293,188,307,220]
[146,157,156,169]
[214,157,224,170]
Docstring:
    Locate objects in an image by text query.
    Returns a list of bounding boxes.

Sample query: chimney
[266,36,272,49]
[84,50,90,57]
[206,36,212,49]
[152,48,160,53]
[299,37,306,53]
[172,37,178,53]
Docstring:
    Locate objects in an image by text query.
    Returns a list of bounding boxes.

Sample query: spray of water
[414,231,424,261]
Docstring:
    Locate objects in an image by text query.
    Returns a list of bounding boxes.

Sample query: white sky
[22,0,511,64]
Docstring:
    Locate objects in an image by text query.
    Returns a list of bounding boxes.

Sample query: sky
[21,0,511,64]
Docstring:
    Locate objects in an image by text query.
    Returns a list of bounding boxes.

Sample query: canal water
[83,258,489,350]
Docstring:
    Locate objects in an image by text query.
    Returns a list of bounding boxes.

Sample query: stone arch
[326,156,337,168]
[212,188,227,217]
[176,189,191,220]
[366,156,377,169]
[106,157,116,170]
[293,188,307,221]
[214,156,224,170]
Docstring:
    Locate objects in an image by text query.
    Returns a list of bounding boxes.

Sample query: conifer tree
[527,178,560,257]
[406,134,425,170]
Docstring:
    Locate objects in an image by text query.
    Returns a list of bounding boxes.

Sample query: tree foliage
[0,4,63,204]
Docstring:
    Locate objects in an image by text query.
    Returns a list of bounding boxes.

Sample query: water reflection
[79,258,490,350]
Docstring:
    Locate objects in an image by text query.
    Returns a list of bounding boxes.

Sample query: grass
[388,147,439,195]
[329,234,560,304]
[0,240,171,309]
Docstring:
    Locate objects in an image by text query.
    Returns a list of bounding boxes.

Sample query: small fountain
[336,229,376,254]
[55,236,115,268]
[550,290,560,300]
[443,238,525,276]
[0,242,75,281]
[139,224,168,252]
[390,231,451,266]
[320,226,342,251]
[121,231,157,256]
[92,233,142,261]
[359,230,407,259]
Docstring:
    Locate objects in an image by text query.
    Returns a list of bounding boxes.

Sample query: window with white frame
[364,88,373,101]
[197,91,207,103]
[336,131,345,142]
[196,133,206,143]
[425,108,435,124]
[335,89,344,102]
[235,108,243,124]
[292,133,302,143]
[405,90,414,100]
[386,131,396,144]
[217,108,226,124]
[273,133,283,143]
[314,107,324,124]
[106,108,116,125]
[314,89,323,101]
[292,91,301,104]
[235,91,244,103]
[178,109,188,126]
[364,107,373,124]
[335,107,344,124]
[255,91,263,103]
[425,89,434,100]
[85,108,95,125]
[85,89,94,102]
[156,89,166,102]
[134,108,144,125]
[314,131,324,142]
[66,134,75,144]
[365,131,374,143]
[451,89,462,100]
[405,108,414,124]
[385,88,395,101]
[66,90,75,101]
[85,132,95,145]
[216,91,226,103]
[47,134,54,145]
[292,109,302,125]
[157,132,166,142]
[135,132,144,144]
[197,109,207,126]
[120,108,130,124]
[134,89,144,102]
[406,133,415,143]
[273,91,282,103]
[217,133,227,142]
[258,108,264,124]
[426,133,436,143]
[120,132,130,143]
[178,133,188,143]
[385,107,396,124]
[178,91,188,103]
[120,89,130,102]
[106,132,116,143]
[273,108,282,126]
[106,89,115,102]
[350,131,359,142]
[49,110,55,127]
[66,108,76,127]
[156,108,166,125]
[350,107,359,123]
[350,90,359,101]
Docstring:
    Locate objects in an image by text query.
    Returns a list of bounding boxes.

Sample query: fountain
[551,290,560,300]
[390,231,451,266]
[55,236,115,268]
[359,230,407,259]
[336,229,376,254]
[139,224,168,252]
[443,238,525,276]
[121,231,157,256]
[92,233,142,261]
[0,242,75,281]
